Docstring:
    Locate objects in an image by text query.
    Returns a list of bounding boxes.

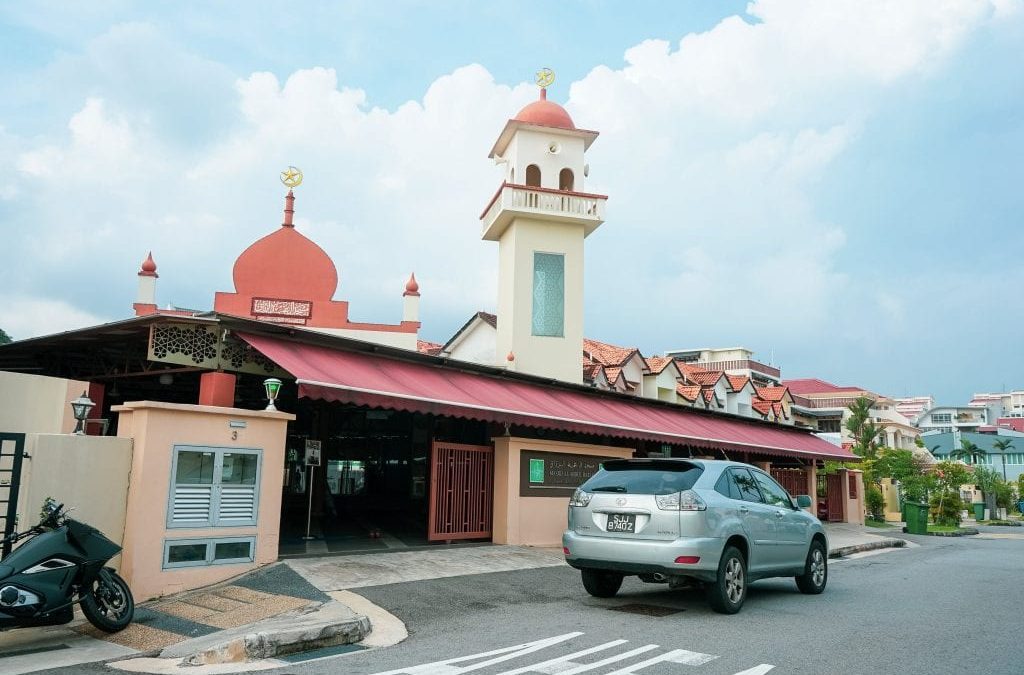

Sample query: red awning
[240,333,856,461]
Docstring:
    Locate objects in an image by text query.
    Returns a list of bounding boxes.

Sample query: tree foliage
[0,327,11,345]
[845,396,883,458]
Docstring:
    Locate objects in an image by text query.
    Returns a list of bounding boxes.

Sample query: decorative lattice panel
[148,323,288,376]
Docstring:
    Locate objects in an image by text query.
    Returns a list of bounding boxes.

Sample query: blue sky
[0,1,1021,405]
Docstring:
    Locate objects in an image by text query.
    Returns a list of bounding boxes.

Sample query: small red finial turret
[283,190,295,227]
[138,252,158,277]
[539,88,547,100]
[404,273,420,297]
[506,351,515,362]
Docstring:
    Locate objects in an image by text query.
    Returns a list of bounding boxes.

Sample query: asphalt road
[33,527,1024,675]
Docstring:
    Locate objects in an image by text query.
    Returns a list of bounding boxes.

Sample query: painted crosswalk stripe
[603,648,718,674]
[370,632,583,675]
[495,639,629,675]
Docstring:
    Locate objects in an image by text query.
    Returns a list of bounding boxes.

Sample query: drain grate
[609,603,684,617]
[0,643,71,659]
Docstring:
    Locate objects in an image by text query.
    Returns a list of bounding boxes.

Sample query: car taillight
[656,489,706,511]
[675,556,700,564]
[563,546,571,556]
[568,489,593,507]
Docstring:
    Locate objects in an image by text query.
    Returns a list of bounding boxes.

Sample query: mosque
[0,74,861,599]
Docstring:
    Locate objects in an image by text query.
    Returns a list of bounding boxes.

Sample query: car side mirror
[796,495,813,508]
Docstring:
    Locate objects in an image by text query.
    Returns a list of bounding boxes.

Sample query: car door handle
[774,511,786,518]
[738,506,749,514]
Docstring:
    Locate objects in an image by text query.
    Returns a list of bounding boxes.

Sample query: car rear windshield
[579,460,704,496]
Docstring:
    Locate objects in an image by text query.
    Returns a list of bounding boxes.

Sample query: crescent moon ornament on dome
[535,68,555,89]
[280,166,303,188]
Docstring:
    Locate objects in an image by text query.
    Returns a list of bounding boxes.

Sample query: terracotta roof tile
[417,340,443,356]
[583,338,640,367]
[688,370,724,386]
[476,311,497,328]
[582,363,605,382]
[772,402,788,419]
[604,366,623,384]
[752,399,773,416]
[755,385,790,402]
[782,378,864,396]
[644,356,677,375]
[726,374,750,392]
[676,384,702,402]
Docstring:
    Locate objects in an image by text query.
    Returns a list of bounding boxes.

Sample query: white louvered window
[169,447,261,528]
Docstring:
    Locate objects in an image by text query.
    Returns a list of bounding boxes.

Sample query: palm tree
[846,397,883,458]
[993,438,1016,482]
[950,439,987,465]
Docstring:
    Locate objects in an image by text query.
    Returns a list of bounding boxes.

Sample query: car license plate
[606,514,636,533]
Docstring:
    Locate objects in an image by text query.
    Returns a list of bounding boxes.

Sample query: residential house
[664,347,782,387]
[926,429,1024,483]
[917,405,990,434]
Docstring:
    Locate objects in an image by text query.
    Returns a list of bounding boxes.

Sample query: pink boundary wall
[492,437,634,546]
[112,401,294,601]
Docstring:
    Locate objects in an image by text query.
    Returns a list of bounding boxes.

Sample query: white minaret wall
[487,110,600,385]
[503,129,587,191]
[495,218,586,383]
[402,293,419,323]
[136,274,156,306]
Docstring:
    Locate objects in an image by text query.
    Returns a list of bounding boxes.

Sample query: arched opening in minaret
[525,164,541,187]
[559,168,574,191]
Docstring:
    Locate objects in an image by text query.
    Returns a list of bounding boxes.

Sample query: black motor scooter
[0,501,134,632]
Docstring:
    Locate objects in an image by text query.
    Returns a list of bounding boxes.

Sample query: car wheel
[706,546,746,614]
[795,539,828,594]
[580,569,623,598]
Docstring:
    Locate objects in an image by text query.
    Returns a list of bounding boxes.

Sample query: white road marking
[557,645,660,674]
[495,639,629,674]
[369,632,583,675]
[603,648,718,673]
[371,632,773,675]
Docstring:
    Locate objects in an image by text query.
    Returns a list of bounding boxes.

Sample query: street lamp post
[263,378,283,411]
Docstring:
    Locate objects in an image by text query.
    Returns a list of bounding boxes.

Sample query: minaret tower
[480,69,607,383]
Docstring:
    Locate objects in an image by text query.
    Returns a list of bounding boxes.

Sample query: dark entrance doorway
[279,405,492,556]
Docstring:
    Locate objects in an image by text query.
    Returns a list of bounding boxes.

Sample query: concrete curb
[829,538,906,558]
[159,600,371,665]
[907,527,979,537]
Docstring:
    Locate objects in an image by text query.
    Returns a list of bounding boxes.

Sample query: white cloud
[0,0,1016,376]
[0,296,110,340]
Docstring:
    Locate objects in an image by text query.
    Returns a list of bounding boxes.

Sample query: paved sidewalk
[286,544,567,591]
[824,522,907,557]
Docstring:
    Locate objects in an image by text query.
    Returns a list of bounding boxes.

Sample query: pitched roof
[644,356,677,375]
[782,378,864,396]
[752,399,773,416]
[604,366,624,385]
[442,310,498,351]
[582,362,606,382]
[688,370,725,387]
[417,339,443,356]
[755,385,790,402]
[583,338,640,368]
[726,374,751,392]
[676,384,702,402]
[772,402,789,420]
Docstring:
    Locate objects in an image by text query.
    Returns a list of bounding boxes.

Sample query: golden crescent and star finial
[280,166,303,189]
[535,67,555,89]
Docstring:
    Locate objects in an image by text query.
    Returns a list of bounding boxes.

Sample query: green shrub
[995,480,1015,511]
[930,492,963,526]
[866,485,885,520]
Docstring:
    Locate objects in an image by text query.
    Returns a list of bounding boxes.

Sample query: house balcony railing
[702,358,781,379]
[480,182,607,241]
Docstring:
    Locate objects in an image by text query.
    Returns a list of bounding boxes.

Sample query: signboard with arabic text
[518,450,618,498]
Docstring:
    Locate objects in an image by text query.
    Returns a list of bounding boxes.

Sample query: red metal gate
[816,473,845,522]
[427,441,494,542]
[770,468,808,498]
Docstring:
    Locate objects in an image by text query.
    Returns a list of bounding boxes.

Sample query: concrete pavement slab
[285,544,567,591]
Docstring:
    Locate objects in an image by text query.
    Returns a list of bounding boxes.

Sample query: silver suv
[563,458,828,614]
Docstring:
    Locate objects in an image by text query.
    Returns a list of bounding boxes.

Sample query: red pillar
[199,372,237,408]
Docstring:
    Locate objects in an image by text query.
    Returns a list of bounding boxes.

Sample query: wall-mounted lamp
[263,378,283,411]
[70,391,95,435]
